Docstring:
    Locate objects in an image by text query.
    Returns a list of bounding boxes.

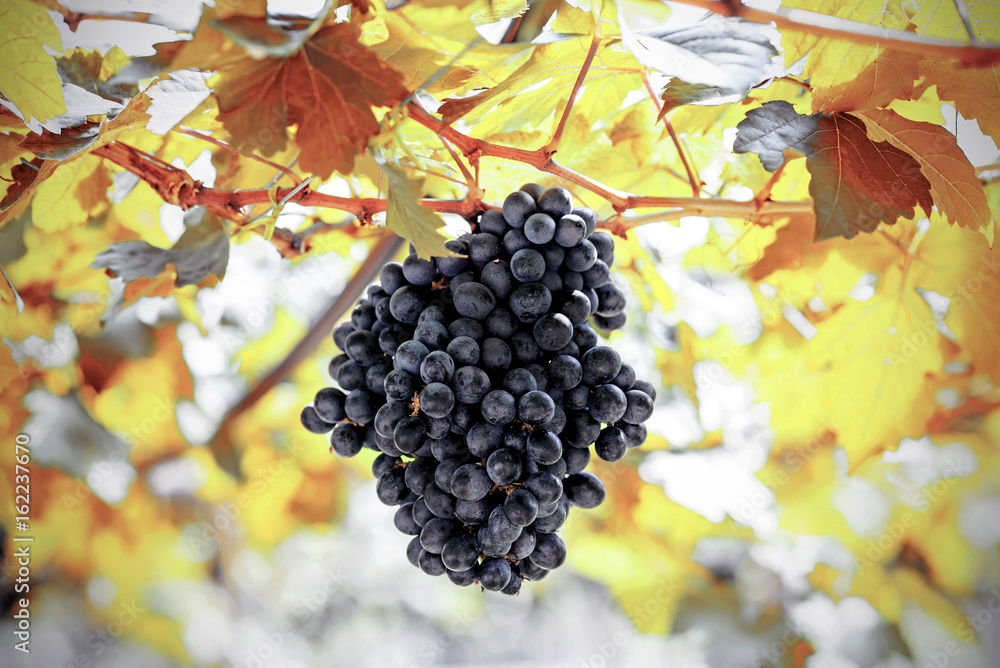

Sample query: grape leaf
[860,109,994,242]
[382,163,456,260]
[621,17,778,91]
[0,0,66,127]
[56,47,136,104]
[909,0,1000,143]
[145,71,212,135]
[916,61,1000,144]
[31,155,111,232]
[212,22,409,179]
[471,0,528,26]
[658,81,750,116]
[91,214,230,288]
[735,101,933,240]
[438,37,642,140]
[779,0,921,113]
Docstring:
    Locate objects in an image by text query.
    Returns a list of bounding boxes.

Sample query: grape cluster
[301,184,654,594]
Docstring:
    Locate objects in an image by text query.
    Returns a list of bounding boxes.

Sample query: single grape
[484,307,518,339]
[441,533,480,571]
[418,550,447,576]
[345,389,379,425]
[376,467,408,505]
[533,313,574,351]
[502,191,537,228]
[530,532,567,569]
[413,319,450,351]
[452,365,492,404]
[423,482,457,518]
[525,471,563,505]
[395,340,430,376]
[479,209,508,235]
[481,259,514,301]
[589,384,627,424]
[456,497,492,524]
[510,248,547,283]
[467,421,503,457]
[395,502,422,535]
[509,332,540,365]
[388,286,426,323]
[564,471,606,508]
[314,387,347,423]
[420,382,455,419]
[504,488,539,527]
[451,463,492,501]
[331,423,365,457]
[402,254,436,285]
[435,240,469,277]
[524,212,556,245]
[482,389,517,425]
[404,457,437,495]
[563,444,590,474]
[453,282,496,320]
[581,346,622,385]
[622,422,648,448]
[446,336,480,366]
[393,416,427,454]
[480,338,512,375]
[332,322,355,351]
[623,389,654,424]
[537,187,573,217]
[486,448,522,485]
[420,350,456,384]
[554,213,587,247]
[526,429,562,465]
[519,182,545,201]
[337,360,366,391]
[564,239,597,272]
[448,317,484,341]
[468,233,502,267]
[518,390,556,426]
[611,363,636,391]
[508,526,536,560]
[589,231,615,264]
[503,367,537,398]
[509,282,552,323]
[478,557,512,591]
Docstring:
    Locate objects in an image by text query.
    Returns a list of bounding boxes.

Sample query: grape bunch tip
[301,184,655,594]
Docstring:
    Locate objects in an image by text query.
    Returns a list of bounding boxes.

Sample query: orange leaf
[213,22,409,179]
[861,109,994,242]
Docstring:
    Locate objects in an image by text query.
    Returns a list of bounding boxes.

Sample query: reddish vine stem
[544,32,602,155]
[176,128,303,186]
[642,74,701,197]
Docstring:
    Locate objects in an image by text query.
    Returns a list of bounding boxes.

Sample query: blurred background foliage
[1,0,999,666]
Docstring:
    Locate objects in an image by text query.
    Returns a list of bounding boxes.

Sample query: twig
[642,74,701,197]
[667,0,1000,65]
[544,32,602,155]
[177,128,303,186]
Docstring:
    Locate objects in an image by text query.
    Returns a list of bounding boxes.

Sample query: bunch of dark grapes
[301,184,655,594]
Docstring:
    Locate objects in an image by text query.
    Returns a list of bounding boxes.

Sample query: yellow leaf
[861,109,994,242]
[779,0,920,113]
[471,0,528,26]
[0,0,66,125]
[382,162,457,259]
[30,155,112,232]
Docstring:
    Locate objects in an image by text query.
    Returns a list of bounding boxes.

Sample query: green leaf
[382,162,458,259]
